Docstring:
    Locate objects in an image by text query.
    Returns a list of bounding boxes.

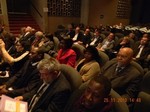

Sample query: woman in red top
[56,37,77,67]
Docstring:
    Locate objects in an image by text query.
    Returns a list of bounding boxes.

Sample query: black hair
[84,46,101,64]
[45,33,54,42]
[18,40,31,51]
[61,37,73,49]
[91,75,111,97]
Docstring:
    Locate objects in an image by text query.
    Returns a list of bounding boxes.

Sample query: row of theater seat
[72,43,110,66]
[60,59,150,112]
[60,64,129,112]
[134,71,150,112]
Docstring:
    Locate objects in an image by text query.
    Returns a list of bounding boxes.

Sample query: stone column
[0,0,9,31]
[80,0,90,26]
[42,0,49,33]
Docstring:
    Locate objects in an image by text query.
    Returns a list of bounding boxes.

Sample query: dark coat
[29,74,71,112]
[101,59,143,99]
[5,60,40,98]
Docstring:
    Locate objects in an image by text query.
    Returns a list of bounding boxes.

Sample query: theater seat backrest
[60,64,82,91]
[133,91,150,112]
[110,89,129,112]
[140,71,150,94]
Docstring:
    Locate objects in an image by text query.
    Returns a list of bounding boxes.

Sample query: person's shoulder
[105,59,117,66]
[101,59,117,71]
[90,60,100,66]
[68,49,77,55]
[127,63,143,77]
[57,73,71,89]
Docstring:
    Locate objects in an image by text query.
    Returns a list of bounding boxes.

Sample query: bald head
[35,31,44,40]
[117,47,133,66]
[35,31,43,37]
[25,26,32,32]
[120,47,133,57]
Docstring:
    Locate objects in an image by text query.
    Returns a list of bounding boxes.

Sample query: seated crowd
[0,23,149,112]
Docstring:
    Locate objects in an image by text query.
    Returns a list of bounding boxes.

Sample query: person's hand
[0,85,6,90]
[132,58,136,60]
[0,85,8,95]
[120,41,126,45]
[100,47,104,51]
[82,76,86,82]
[77,41,83,44]
[14,96,24,101]
[0,39,5,48]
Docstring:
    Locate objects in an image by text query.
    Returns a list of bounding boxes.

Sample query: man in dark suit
[72,26,83,42]
[79,28,92,47]
[66,24,75,38]
[20,26,35,43]
[19,58,71,112]
[0,46,43,98]
[101,47,143,101]
[89,30,103,47]
[133,36,150,67]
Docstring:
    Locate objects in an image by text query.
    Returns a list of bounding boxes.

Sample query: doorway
[6,0,30,13]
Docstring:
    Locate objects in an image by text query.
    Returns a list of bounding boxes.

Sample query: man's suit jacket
[133,41,150,63]
[30,73,71,112]
[101,59,143,99]
[81,34,92,46]
[100,39,115,50]
[66,30,75,38]
[72,32,83,42]
[5,60,40,98]
[20,32,35,43]
[90,35,103,47]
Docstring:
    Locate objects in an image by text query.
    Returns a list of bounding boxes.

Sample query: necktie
[29,83,47,110]
[136,45,143,58]
[116,66,122,73]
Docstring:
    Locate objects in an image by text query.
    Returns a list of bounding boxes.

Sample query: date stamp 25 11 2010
[104,97,141,103]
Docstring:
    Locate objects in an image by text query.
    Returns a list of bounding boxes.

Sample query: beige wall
[30,0,44,30]
[30,0,80,34]
[48,17,80,34]
[0,0,9,31]
[88,0,130,27]
[30,0,130,33]
[80,0,89,25]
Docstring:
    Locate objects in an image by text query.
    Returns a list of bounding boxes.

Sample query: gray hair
[37,58,60,72]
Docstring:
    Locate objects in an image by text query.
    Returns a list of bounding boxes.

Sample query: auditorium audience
[64,75,112,112]
[16,58,71,112]
[76,46,101,82]
[0,46,43,98]
[1,22,150,112]
[0,39,30,76]
[101,47,143,103]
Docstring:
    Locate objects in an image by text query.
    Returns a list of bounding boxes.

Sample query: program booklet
[0,95,28,112]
